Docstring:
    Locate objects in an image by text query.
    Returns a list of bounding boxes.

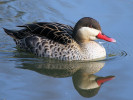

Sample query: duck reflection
[73,70,114,98]
[17,57,114,98]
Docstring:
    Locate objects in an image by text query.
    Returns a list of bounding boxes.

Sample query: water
[0,0,133,100]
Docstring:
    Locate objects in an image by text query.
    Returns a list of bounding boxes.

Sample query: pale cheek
[88,28,100,36]
[90,36,97,40]
[79,33,89,40]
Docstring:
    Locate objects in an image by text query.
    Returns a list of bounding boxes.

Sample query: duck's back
[4,22,82,60]
[19,22,74,44]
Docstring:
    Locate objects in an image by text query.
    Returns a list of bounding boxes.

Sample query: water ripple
[102,42,127,61]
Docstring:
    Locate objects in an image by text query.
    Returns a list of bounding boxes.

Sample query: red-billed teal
[3,17,116,61]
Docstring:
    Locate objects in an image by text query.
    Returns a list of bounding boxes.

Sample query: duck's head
[73,17,116,43]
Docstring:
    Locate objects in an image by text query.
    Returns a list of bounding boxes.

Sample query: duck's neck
[79,41,106,60]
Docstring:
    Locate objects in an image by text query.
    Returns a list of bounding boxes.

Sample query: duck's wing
[18,22,74,44]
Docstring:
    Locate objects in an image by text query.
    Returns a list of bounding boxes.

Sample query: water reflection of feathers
[19,60,105,77]
[19,59,114,98]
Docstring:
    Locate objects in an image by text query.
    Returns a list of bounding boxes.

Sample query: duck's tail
[3,28,20,39]
[3,28,29,39]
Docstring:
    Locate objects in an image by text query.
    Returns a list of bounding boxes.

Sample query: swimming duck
[3,17,116,61]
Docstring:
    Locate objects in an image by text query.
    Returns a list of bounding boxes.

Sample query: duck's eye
[89,25,96,29]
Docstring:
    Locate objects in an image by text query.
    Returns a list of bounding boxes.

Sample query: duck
[3,17,116,61]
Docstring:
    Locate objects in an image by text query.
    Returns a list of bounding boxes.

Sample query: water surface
[0,0,133,100]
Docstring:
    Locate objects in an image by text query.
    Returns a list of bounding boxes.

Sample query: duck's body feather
[4,22,84,60]
[16,35,82,60]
